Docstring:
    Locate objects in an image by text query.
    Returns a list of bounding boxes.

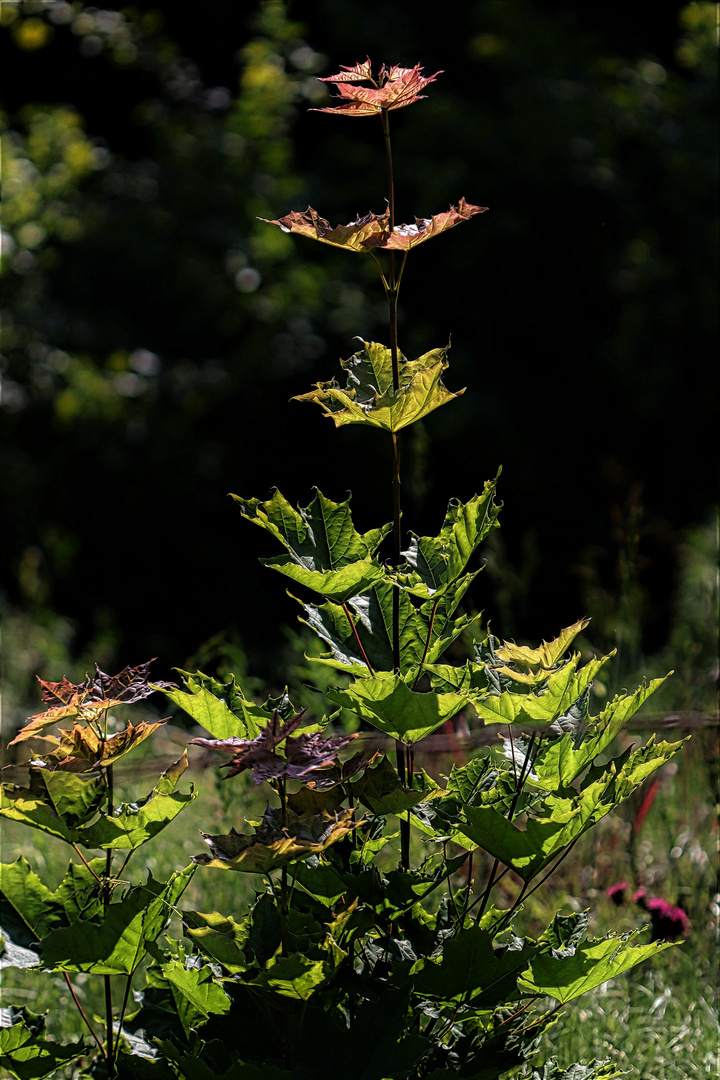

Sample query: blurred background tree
[1,0,717,732]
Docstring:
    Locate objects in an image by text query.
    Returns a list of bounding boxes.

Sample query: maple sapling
[0,55,683,1080]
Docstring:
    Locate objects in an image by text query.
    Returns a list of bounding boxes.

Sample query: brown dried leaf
[39,676,83,707]
[8,694,90,746]
[315,60,442,116]
[262,199,487,253]
[383,199,489,249]
[47,719,167,766]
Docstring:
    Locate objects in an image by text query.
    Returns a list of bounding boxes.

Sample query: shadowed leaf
[192,807,359,874]
[183,910,251,974]
[161,959,231,1036]
[0,770,106,843]
[0,1009,82,1080]
[351,754,442,815]
[531,1061,626,1080]
[518,930,676,1003]
[412,923,536,1003]
[39,866,194,974]
[251,954,331,1000]
[0,857,106,954]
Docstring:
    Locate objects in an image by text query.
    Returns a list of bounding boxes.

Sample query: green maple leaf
[294,340,464,432]
[233,488,390,602]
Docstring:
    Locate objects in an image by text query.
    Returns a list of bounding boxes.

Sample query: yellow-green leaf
[294,341,463,433]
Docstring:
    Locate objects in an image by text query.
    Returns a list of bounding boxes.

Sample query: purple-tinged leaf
[84,660,175,705]
[315,60,442,116]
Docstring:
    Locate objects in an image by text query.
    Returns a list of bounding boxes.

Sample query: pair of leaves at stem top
[263,199,487,253]
[237,478,500,608]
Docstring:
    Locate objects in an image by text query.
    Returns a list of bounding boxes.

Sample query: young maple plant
[1,58,685,1080]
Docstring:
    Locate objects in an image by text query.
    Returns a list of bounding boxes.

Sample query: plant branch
[474,856,501,923]
[63,972,106,1059]
[368,250,389,292]
[117,971,135,1044]
[383,98,408,871]
[72,843,103,884]
[412,598,439,689]
[342,603,375,673]
[279,775,289,956]
[460,851,474,924]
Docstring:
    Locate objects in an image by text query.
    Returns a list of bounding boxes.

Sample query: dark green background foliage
[1,0,717,686]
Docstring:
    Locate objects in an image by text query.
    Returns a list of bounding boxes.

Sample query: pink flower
[646,898,690,941]
[606,882,630,906]
[632,889,689,939]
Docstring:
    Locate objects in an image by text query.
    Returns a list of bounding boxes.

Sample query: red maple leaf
[314,59,442,116]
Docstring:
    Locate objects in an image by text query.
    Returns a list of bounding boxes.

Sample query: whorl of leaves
[314,59,442,116]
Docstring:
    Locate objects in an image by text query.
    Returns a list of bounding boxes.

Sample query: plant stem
[465,865,511,921]
[117,972,135,1043]
[412,599,439,689]
[381,106,412,869]
[460,852,474,923]
[279,775,289,956]
[472,734,539,923]
[475,857,501,923]
[104,763,115,1074]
